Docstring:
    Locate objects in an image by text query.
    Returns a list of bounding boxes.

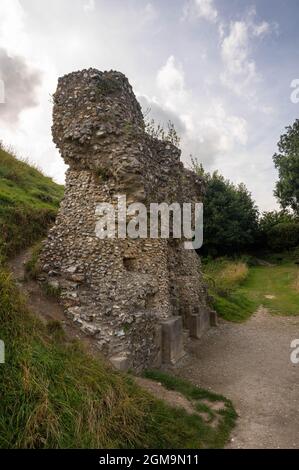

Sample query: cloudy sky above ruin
[0,0,298,210]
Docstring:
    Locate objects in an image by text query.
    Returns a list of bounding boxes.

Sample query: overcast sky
[0,0,298,211]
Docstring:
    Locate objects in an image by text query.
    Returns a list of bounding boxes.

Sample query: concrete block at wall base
[161,316,184,364]
[209,309,218,327]
[109,354,130,372]
[152,324,163,368]
[188,314,201,339]
[188,307,211,339]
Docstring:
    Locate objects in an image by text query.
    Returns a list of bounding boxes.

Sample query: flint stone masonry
[39,68,217,371]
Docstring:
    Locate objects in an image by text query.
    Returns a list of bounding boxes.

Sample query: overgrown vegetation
[145,117,181,147]
[204,258,249,296]
[203,258,255,322]
[204,253,299,321]
[0,268,236,448]
[0,144,63,259]
[144,370,237,449]
[24,242,42,280]
[94,165,113,182]
[41,281,62,299]
[258,210,299,252]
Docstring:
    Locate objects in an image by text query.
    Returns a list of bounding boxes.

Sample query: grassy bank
[204,255,299,321]
[0,146,63,258]
[203,258,255,322]
[0,268,236,448]
[239,262,299,316]
[144,370,237,449]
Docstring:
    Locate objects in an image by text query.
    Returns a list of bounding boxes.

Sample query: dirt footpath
[174,307,299,449]
[8,248,102,356]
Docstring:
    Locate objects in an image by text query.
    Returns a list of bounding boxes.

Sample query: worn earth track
[172,307,299,448]
[8,248,101,356]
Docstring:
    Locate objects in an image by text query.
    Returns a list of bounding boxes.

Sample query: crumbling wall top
[52,68,144,168]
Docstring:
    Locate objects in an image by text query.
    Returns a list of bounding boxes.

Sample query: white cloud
[252,20,279,38]
[181,102,248,164]
[145,56,248,167]
[83,0,95,13]
[252,21,270,38]
[247,6,278,38]
[156,55,188,110]
[0,0,65,182]
[183,0,218,23]
[138,94,187,135]
[0,48,42,124]
[220,21,259,96]
[220,9,278,98]
[143,3,157,22]
[0,0,28,53]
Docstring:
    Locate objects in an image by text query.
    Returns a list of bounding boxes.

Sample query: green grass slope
[204,256,299,321]
[0,269,236,448]
[239,263,299,316]
[203,258,255,322]
[0,145,63,258]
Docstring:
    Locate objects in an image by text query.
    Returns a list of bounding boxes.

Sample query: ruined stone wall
[39,69,216,371]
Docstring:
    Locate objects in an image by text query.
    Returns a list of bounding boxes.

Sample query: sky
[0,0,299,211]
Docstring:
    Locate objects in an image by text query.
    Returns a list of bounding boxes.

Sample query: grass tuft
[204,258,248,297]
[144,370,237,449]
[203,258,255,322]
[41,282,61,299]
[25,242,43,280]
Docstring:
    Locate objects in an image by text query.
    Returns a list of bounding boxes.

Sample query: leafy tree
[259,210,296,233]
[273,119,299,215]
[258,210,299,251]
[192,158,259,256]
[266,222,299,252]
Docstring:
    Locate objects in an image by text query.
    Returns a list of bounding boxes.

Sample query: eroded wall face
[40,68,215,370]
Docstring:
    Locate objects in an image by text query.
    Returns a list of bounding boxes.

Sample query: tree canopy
[259,210,299,252]
[273,118,299,215]
[192,159,259,256]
